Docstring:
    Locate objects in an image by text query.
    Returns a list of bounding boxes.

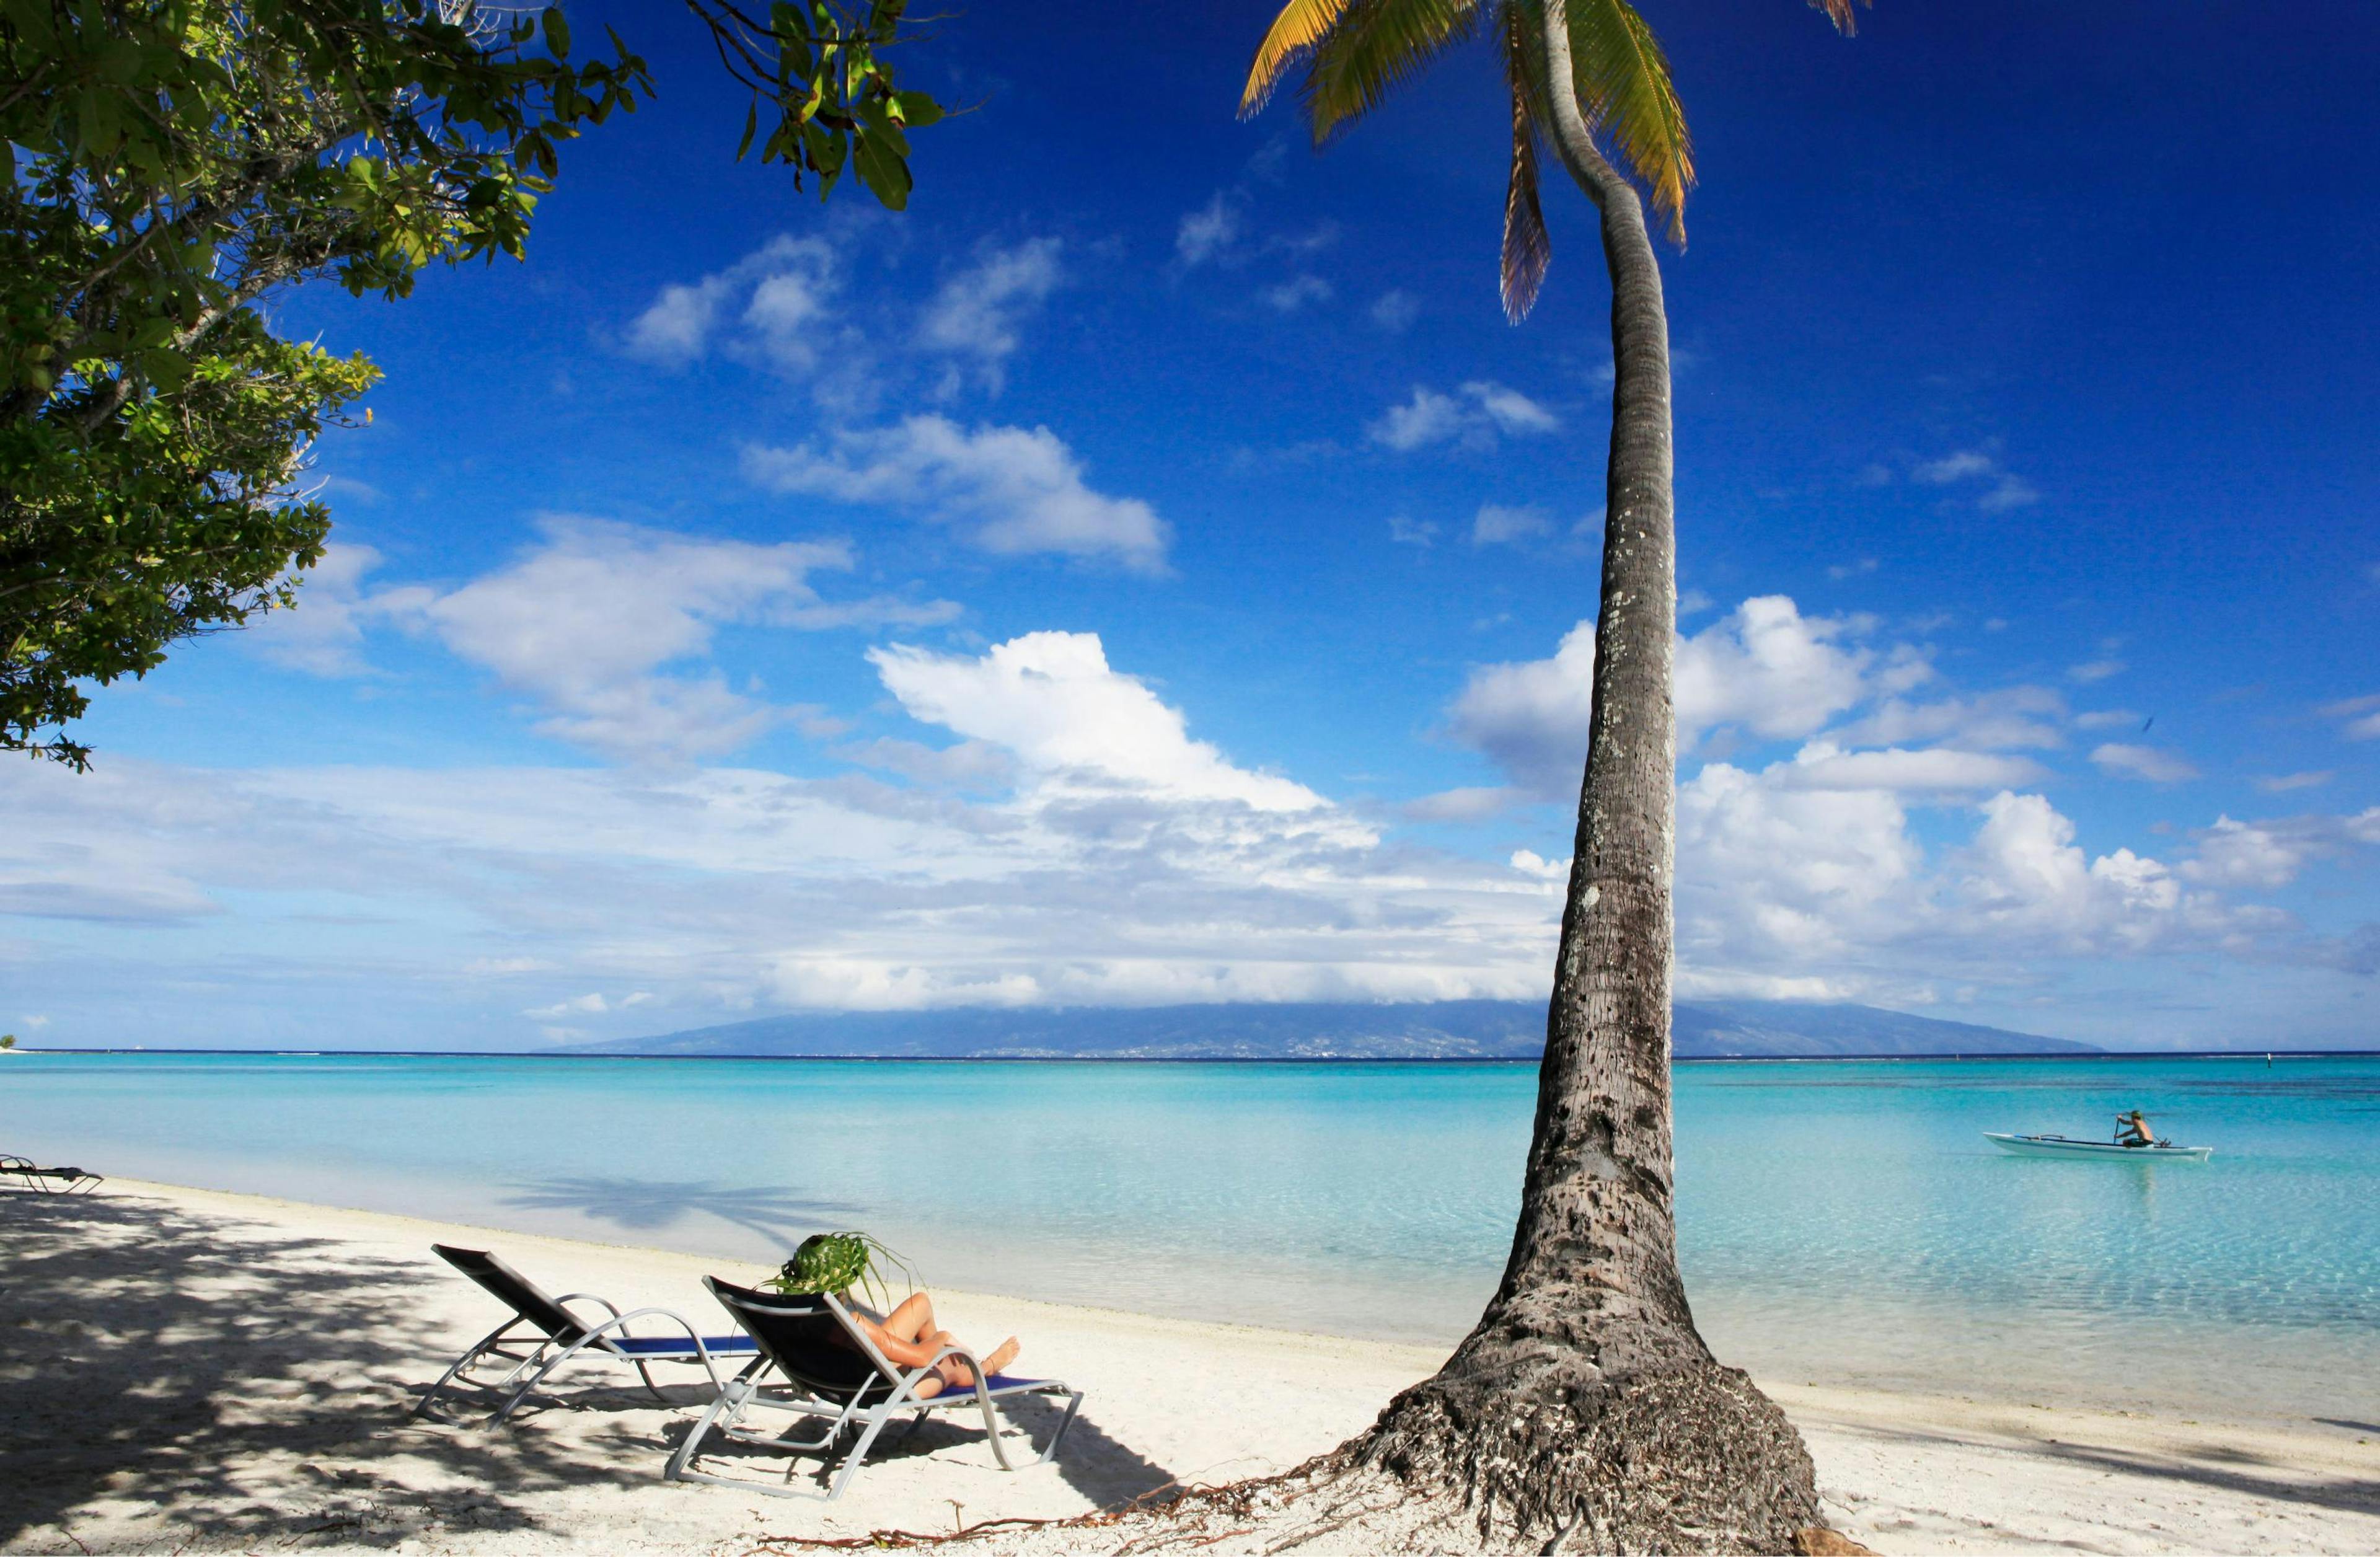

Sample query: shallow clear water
[6,1051,2376,1424]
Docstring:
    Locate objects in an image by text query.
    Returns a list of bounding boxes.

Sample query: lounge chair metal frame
[0,1155,101,1194]
[415,1244,756,1426]
[666,1277,1085,1501]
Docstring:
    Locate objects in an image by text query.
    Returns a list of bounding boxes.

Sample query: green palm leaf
[1548,0,1695,241]
[1298,0,1483,144]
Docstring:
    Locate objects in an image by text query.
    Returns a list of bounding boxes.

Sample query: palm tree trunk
[1335,2,1822,1548]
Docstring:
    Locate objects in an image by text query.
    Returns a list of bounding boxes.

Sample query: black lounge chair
[415,1244,757,1425]
[665,1276,1084,1501]
[0,1154,100,1194]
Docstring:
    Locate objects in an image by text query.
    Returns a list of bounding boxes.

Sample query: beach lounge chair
[415,1243,757,1426]
[0,1154,101,1194]
[665,1276,1084,1501]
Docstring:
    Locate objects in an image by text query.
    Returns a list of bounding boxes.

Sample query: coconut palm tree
[1243,1,1860,1548]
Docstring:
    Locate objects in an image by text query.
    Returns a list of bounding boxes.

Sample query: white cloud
[2090,743,2200,783]
[2073,708,2141,730]
[1402,787,1517,823]
[916,238,1064,392]
[2253,770,2333,793]
[1908,448,2041,512]
[1368,382,1559,452]
[1769,741,2048,793]
[2069,659,2127,683]
[2180,817,2307,890]
[1913,452,1994,484]
[1370,290,1419,331]
[1387,515,1439,548]
[1176,192,1243,266]
[744,416,1171,573]
[1452,596,1923,796]
[1836,687,2067,751]
[1262,275,1333,312]
[387,520,954,761]
[1471,503,1551,545]
[245,544,390,676]
[869,632,1325,812]
[2320,692,2380,740]
[623,235,841,373]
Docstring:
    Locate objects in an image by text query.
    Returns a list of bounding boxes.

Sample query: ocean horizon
[9,1050,2378,1429]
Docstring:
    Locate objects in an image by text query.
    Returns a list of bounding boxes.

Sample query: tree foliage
[2,0,945,768]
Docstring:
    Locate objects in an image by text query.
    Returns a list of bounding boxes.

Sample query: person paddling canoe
[2115,1109,2155,1147]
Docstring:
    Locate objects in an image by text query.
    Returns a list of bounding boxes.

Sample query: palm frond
[1300,0,1482,144]
[1557,0,1695,242]
[1241,0,1355,120]
[1805,0,1867,35]
[1501,106,1552,320]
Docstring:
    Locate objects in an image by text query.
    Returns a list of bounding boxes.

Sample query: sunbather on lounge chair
[775,1233,1020,1398]
[844,1289,1020,1398]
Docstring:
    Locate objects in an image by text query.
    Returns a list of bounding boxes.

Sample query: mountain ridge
[575,999,2095,1060]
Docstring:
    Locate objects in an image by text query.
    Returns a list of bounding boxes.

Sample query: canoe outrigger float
[1985,1132,2213,1162]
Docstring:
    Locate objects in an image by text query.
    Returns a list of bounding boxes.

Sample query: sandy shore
[2,1180,2374,1555]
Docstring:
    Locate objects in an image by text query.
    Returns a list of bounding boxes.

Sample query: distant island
[576,999,2095,1061]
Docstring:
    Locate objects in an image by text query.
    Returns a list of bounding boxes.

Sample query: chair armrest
[556,1292,624,1322]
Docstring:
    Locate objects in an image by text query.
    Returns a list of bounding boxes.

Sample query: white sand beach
[2,1179,2374,1556]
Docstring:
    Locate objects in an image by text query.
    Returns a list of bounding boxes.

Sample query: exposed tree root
[749,1359,1835,1557]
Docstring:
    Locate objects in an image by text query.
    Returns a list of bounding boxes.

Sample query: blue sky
[7,0,2376,1051]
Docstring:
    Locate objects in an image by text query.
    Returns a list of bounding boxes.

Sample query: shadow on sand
[0,1191,1179,1551]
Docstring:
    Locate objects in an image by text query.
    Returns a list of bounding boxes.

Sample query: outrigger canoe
[1985,1132,2213,1162]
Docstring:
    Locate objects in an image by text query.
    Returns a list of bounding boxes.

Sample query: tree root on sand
[746,1359,1852,1556]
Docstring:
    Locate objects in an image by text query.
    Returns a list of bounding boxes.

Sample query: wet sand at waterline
[2,1180,2374,1555]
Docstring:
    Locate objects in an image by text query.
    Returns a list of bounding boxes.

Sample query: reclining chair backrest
[434,1243,619,1352]
[704,1277,896,1406]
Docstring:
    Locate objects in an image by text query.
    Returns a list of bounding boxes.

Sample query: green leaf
[542,6,571,56]
[891,89,943,128]
[850,131,911,210]
[736,101,759,161]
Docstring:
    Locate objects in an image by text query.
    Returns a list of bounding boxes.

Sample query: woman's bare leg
[936,1336,1021,1388]
[879,1292,938,1344]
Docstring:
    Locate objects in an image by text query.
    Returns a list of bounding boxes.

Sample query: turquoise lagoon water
[6,1051,2378,1425]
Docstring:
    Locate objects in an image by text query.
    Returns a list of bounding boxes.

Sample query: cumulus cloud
[244,544,392,676]
[622,231,1067,410]
[622,234,843,374]
[870,632,1325,811]
[1767,742,2048,793]
[291,521,956,761]
[1835,686,2068,751]
[744,417,1171,573]
[1452,597,1926,796]
[916,238,1065,392]
[2253,770,2333,793]
[1176,191,1243,266]
[2090,743,2200,783]
[1368,382,1559,452]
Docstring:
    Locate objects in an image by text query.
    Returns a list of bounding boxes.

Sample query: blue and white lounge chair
[415,1244,757,1425]
[0,1154,100,1194]
[665,1276,1083,1501]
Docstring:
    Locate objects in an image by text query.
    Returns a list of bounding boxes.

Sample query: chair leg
[666,1377,751,1484]
[1038,1389,1085,1465]
[824,1407,895,1501]
[412,1321,519,1421]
